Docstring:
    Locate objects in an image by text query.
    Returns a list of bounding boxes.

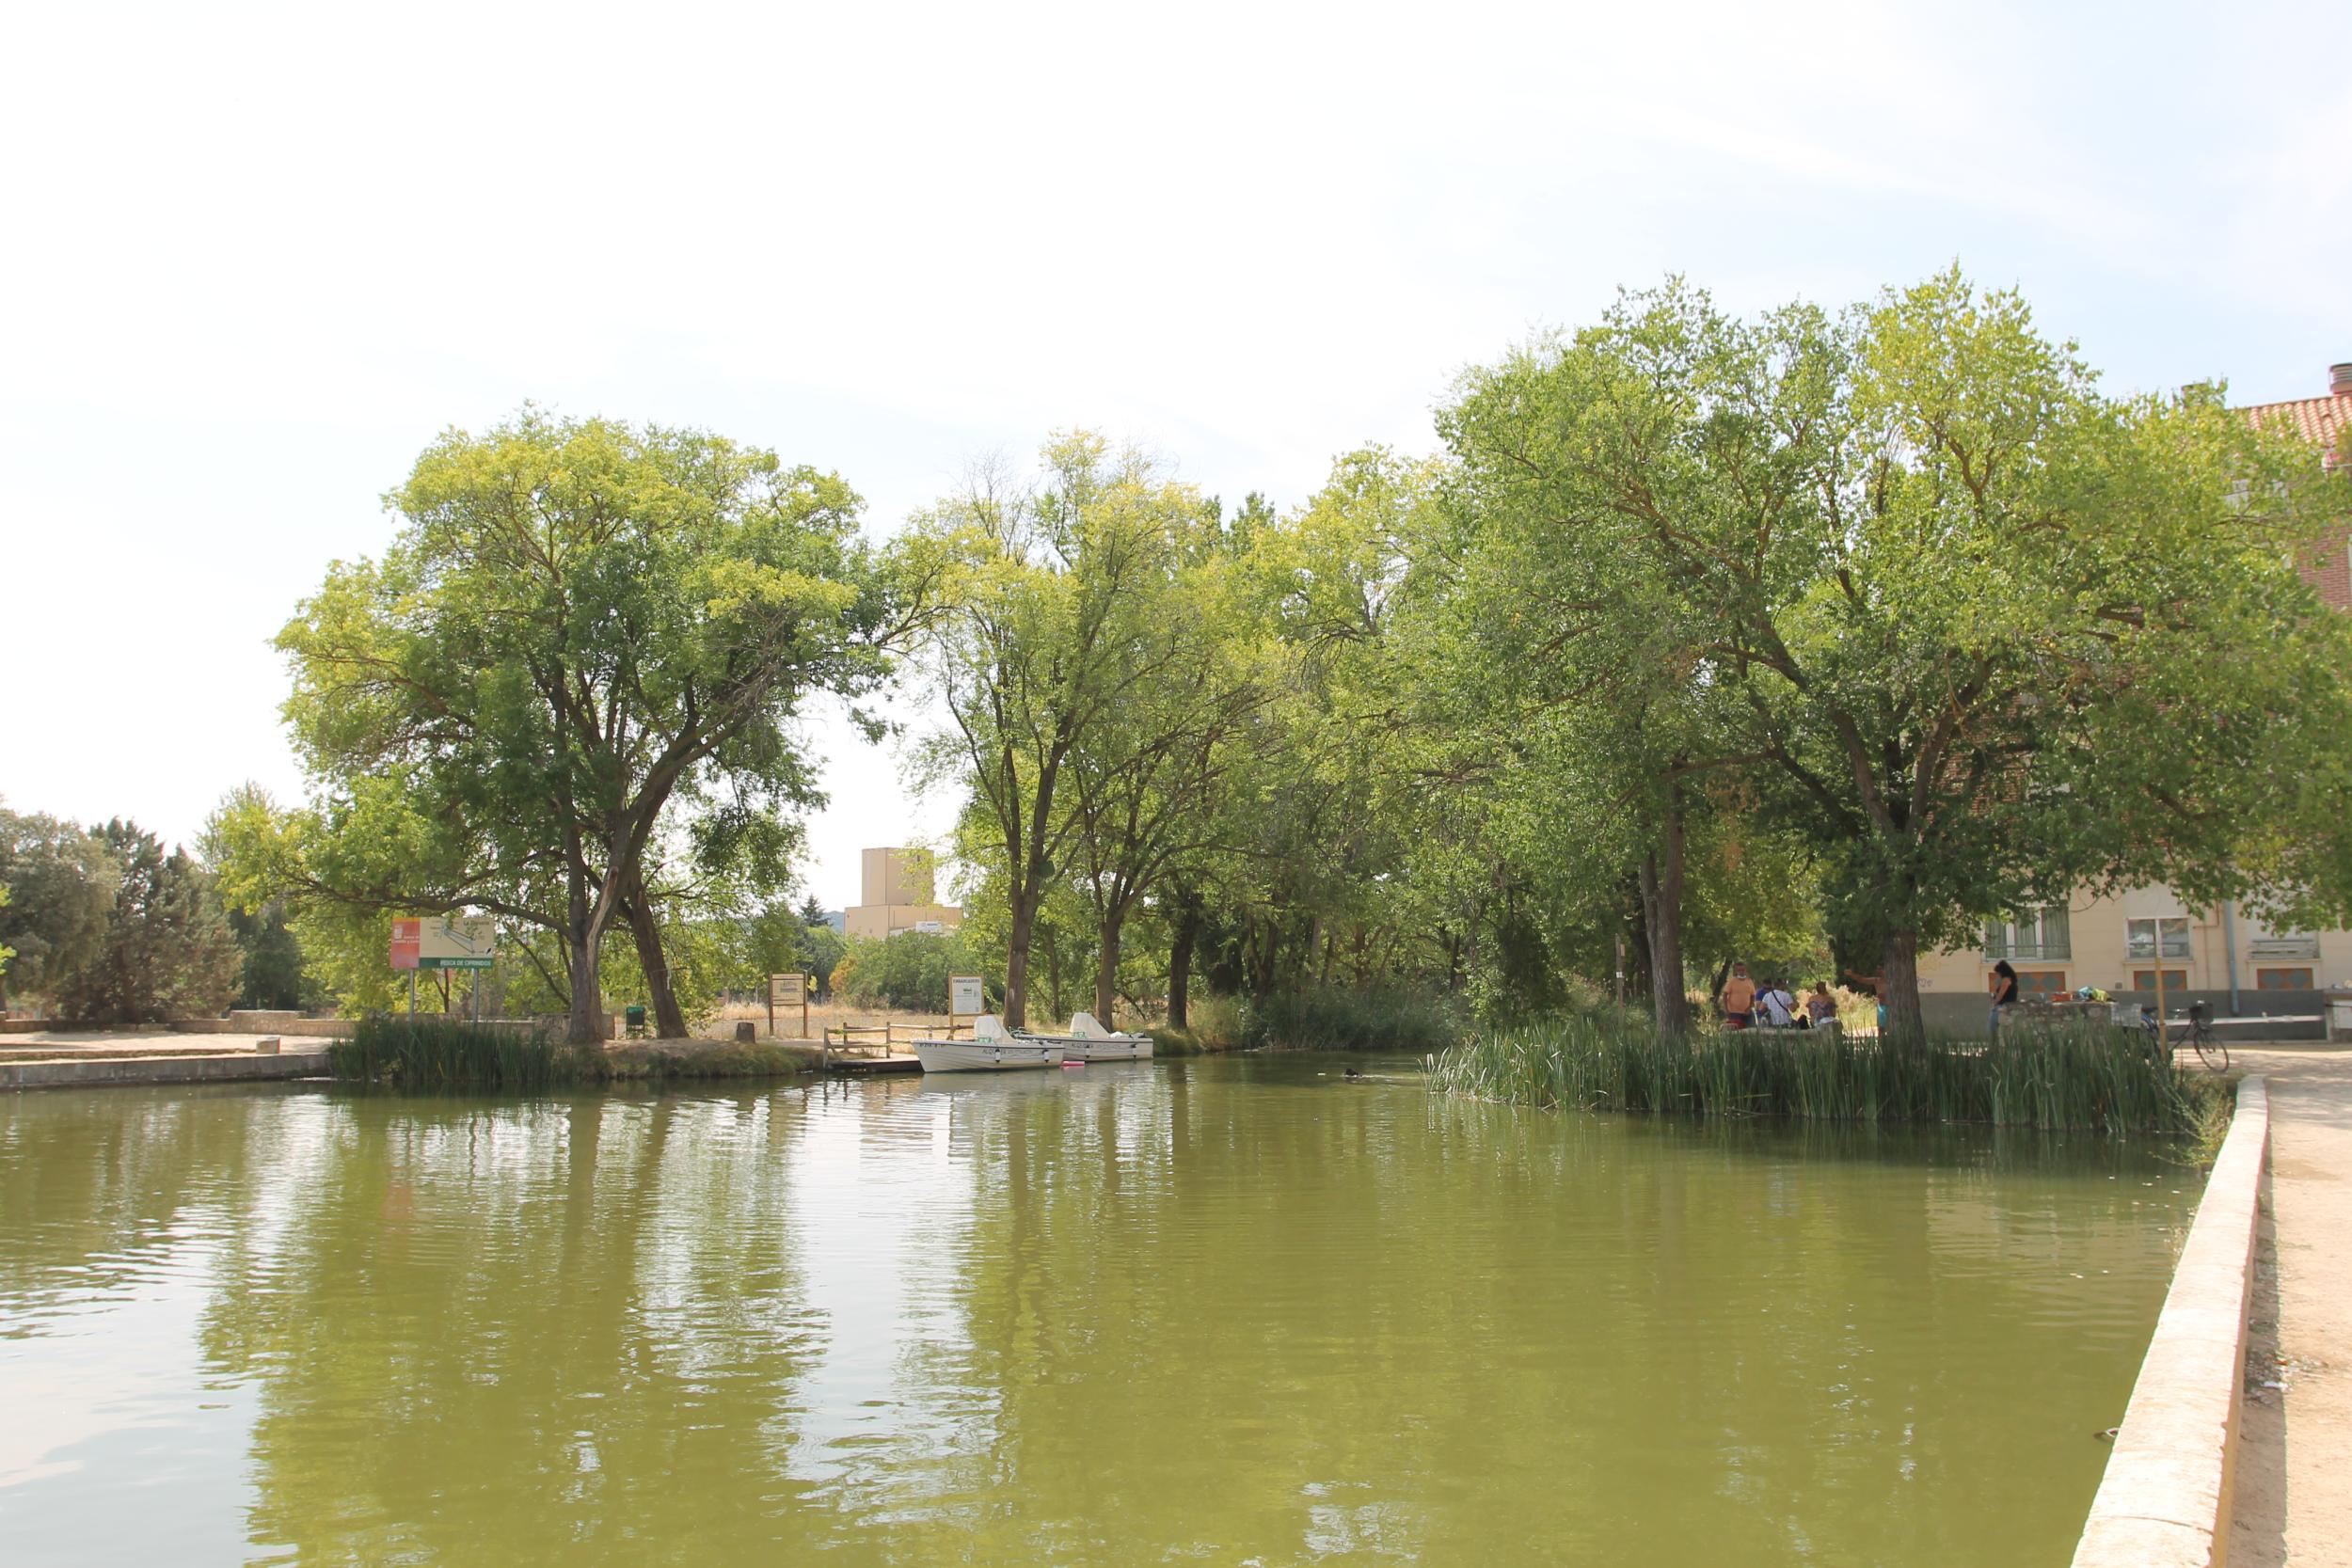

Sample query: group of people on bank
[1716,958,2032,1037]
[1717,964,1841,1030]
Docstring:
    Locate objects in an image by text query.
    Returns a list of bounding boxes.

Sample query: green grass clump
[331,1016,588,1090]
[607,1042,815,1081]
[1429,1012,2222,1135]
[1247,986,1460,1053]
[332,1018,820,1091]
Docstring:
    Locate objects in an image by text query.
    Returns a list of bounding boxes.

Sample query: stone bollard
[735,1021,756,1044]
[255,1037,280,1055]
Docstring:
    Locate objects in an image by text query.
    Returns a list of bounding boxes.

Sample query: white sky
[3,0,2345,911]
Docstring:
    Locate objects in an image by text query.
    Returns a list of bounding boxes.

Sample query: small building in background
[843,847,962,940]
[1915,360,2352,1035]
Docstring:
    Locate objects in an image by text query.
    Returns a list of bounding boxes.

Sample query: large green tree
[262,410,929,1043]
[914,434,1220,1027]
[1442,271,2352,1038]
[55,820,241,1024]
[0,804,119,1011]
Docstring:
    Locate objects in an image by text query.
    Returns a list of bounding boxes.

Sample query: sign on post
[949,974,985,1021]
[771,973,807,1038]
[389,918,421,971]
[418,916,497,970]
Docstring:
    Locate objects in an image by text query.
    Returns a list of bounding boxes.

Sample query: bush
[1246,986,1461,1053]
[1430,1011,2220,1134]
[1149,994,1250,1056]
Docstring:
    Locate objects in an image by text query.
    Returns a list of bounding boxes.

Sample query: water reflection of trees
[0,1072,2197,1566]
[194,1090,838,1565]
[901,1062,2188,1565]
[0,1085,318,1307]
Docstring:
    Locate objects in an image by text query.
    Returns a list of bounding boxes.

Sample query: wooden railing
[820,1020,973,1053]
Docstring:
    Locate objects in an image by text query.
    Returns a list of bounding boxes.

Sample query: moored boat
[912,1015,1065,1072]
[1018,1011,1154,1063]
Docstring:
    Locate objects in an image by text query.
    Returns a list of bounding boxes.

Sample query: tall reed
[330,1016,585,1091]
[1429,1012,2216,1134]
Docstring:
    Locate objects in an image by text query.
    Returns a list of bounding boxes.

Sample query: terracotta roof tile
[2238,391,2351,450]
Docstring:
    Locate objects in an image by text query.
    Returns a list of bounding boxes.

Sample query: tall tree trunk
[1248,918,1277,1002]
[565,929,605,1045]
[1168,894,1201,1029]
[1003,887,1039,1028]
[620,870,687,1039]
[1094,908,1125,1024]
[1636,796,1690,1037]
[1043,927,1063,1022]
[1883,926,1924,1046]
[564,847,605,1046]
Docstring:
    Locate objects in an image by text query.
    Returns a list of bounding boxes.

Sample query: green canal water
[0,1055,2199,1566]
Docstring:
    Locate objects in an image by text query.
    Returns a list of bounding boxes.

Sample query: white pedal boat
[912,1014,1065,1072]
[1018,1011,1154,1062]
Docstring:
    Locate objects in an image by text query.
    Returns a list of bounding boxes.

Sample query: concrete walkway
[2231,1048,2352,1567]
[0,1029,328,1057]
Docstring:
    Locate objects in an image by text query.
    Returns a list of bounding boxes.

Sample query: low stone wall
[169,1016,355,1037]
[3,1013,354,1037]
[2072,1075,2268,1568]
[1,1051,332,1092]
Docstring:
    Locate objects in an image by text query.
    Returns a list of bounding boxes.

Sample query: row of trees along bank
[215,271,2352,1044]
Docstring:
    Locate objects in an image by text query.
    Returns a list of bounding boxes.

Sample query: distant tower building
[843,847,962,940]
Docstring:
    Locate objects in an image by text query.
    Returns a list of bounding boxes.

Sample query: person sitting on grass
[1804,982,1838,1028]
[1720,963,1756,1030]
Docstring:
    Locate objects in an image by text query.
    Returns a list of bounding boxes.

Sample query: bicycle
[2138,1001,2229,1072]
[2182,1001,2228,1072]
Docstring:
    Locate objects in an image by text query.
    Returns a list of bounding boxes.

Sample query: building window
[2249,932,2321,960]
[2133,970,2189,992]
[2125,917,2190,961]
[1986,905,2072,961]
[2014,971,2069,999]
[2255,968,2314,990]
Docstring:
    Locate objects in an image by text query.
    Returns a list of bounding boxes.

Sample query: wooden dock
[827,1053,923,1075]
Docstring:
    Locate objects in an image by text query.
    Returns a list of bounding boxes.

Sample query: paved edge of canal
[2073,1074,2267,1568]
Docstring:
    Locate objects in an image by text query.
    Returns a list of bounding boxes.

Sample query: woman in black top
[1989,959,2019,1038]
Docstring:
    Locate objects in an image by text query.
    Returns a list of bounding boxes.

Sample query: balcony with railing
[1985,909,2072,962]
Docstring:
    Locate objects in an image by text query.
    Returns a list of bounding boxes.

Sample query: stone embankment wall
[2072,1076,2268,1568]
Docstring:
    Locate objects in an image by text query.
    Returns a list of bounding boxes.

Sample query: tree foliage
[0,804,119,1007]
[54,820,240,1024]
[251,409,930,1041]
[1439,270,2352,1037]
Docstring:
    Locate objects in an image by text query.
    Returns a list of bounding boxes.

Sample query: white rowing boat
[1018,1010,1154,1063]
[911,1015,1066,1073]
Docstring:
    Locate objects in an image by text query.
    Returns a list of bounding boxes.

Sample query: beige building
[1919,361,2352,1036]
[1915,891,2349,1033]
[843,847,962,941]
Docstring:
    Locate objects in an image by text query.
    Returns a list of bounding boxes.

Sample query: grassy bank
[328,1017,816,1089]
[1430,1013,2229,1136]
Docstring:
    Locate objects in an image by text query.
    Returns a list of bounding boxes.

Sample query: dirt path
[2231,1048,2352,1567]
